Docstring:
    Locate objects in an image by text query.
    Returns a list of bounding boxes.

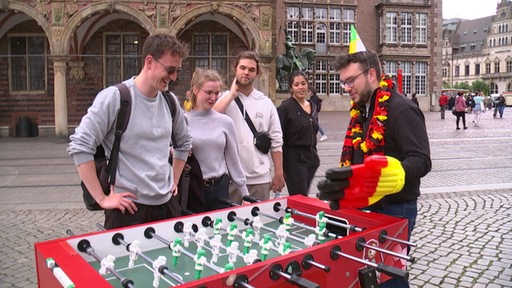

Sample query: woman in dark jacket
[277,71,320,196]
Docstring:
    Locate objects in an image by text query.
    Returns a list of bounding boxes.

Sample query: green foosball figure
[194,249,207,280]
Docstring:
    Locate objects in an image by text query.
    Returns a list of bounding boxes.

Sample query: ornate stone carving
[68,61,85,80]
[51,27,63,43]
[260,6,271,30]
[52,2,64,25]
[157,5,168,28]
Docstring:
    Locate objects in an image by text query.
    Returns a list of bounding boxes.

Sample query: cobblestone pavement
[0,110,511,287]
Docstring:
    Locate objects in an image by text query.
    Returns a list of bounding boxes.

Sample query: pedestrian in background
[439,92,449,119]
[454,91,468,130]
[466,94,475,114]
[494,94,506,118]
[472,91,484,126]
[278,70,320,196]
[185,68,249,211]
[309,86,328,141]
[411,93,419,107]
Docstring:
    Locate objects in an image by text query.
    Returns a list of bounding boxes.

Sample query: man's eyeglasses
[340,69,369,89]
[153,57,182,75]
[200,89,221,97]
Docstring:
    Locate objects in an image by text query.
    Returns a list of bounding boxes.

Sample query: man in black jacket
[318,49,431,288]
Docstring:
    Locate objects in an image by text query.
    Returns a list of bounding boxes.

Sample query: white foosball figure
[152,256,167,288]
[128,240,141,268]
[243,249,259,265]
[227,242,239,265]
[210,234,222,263]
[275,224,289,248]
[252,216,263,241]
[195,228,208,249]
[183,222,193,248]
[304,234,316,248]
[99,254,116,275]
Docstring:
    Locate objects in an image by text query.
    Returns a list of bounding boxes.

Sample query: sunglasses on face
[153,57,182,75]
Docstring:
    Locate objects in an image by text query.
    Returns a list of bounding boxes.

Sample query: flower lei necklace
[339,75,393,167]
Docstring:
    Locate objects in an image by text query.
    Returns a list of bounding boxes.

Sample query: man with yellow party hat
[317,25,431,288]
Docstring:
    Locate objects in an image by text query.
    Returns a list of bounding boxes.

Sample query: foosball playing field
[35,195,415,288]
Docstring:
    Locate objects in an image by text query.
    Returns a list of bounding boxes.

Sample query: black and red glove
[317,155,405,210]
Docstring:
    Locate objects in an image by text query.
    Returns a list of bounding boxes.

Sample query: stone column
[53,60,68,137]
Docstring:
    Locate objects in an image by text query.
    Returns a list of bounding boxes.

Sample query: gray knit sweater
[186,109,249,197]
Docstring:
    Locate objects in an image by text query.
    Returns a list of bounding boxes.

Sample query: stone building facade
[442,0,512,95]
[0,0,441,137]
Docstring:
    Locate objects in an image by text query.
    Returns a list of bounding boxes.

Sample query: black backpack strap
[162,91,178,147]
[107,83,131,185]
[234,97,259,137]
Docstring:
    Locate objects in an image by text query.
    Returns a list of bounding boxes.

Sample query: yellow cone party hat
[349,24,366,54]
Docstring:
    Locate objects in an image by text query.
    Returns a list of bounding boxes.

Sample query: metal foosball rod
[330,245,409,281]
[242,196,365,233]
[144,226,256,288]
[66,230,136,288]
[94,224,185,285]
[356,237,416,263]
[217,198,330,244]
[142,226,224,274]
[379,230,417,247]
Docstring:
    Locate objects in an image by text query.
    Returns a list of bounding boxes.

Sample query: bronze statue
[276,32,316,90]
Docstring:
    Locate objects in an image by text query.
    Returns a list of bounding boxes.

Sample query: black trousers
[104,196,181,229]
[283,147,320,196]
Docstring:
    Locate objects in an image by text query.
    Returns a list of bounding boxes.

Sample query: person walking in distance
[214,51,285,203]
[454,91,468,130]
[439,92,449,119]
[472,91,484,126]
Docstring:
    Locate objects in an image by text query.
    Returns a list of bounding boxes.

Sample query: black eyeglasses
[340,69,369,89]
[153,57,182,75]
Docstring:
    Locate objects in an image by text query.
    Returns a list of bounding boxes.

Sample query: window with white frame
[384,61,398,78]
[9,35,47,92]
[315,8,327,20]
[105,33,141,87]
[342,9,355,45]
[415,62,427,95]
[402,62,412,95]
[329,8,342,45]
[301,21,314,44]
[401,13,412,44]
[416,13,427,44]
[329,72,341,95]
[316,24,327,44]
[386,12,398,43]
[287,7,300,42]
[494,61,500,73]
[315,60,328,94]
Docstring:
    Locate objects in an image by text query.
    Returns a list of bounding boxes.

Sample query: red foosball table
[35,195,415,288]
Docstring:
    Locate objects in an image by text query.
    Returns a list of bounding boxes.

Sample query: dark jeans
[104,196,181,229]
[203,174,231,211]
[455,111,466,128]
[370,200,417,288]
[283,147,320,196]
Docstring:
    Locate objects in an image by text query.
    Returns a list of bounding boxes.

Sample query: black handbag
[234,97,271,154]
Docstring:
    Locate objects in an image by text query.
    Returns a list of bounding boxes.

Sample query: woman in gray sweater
[186,68,249,211]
